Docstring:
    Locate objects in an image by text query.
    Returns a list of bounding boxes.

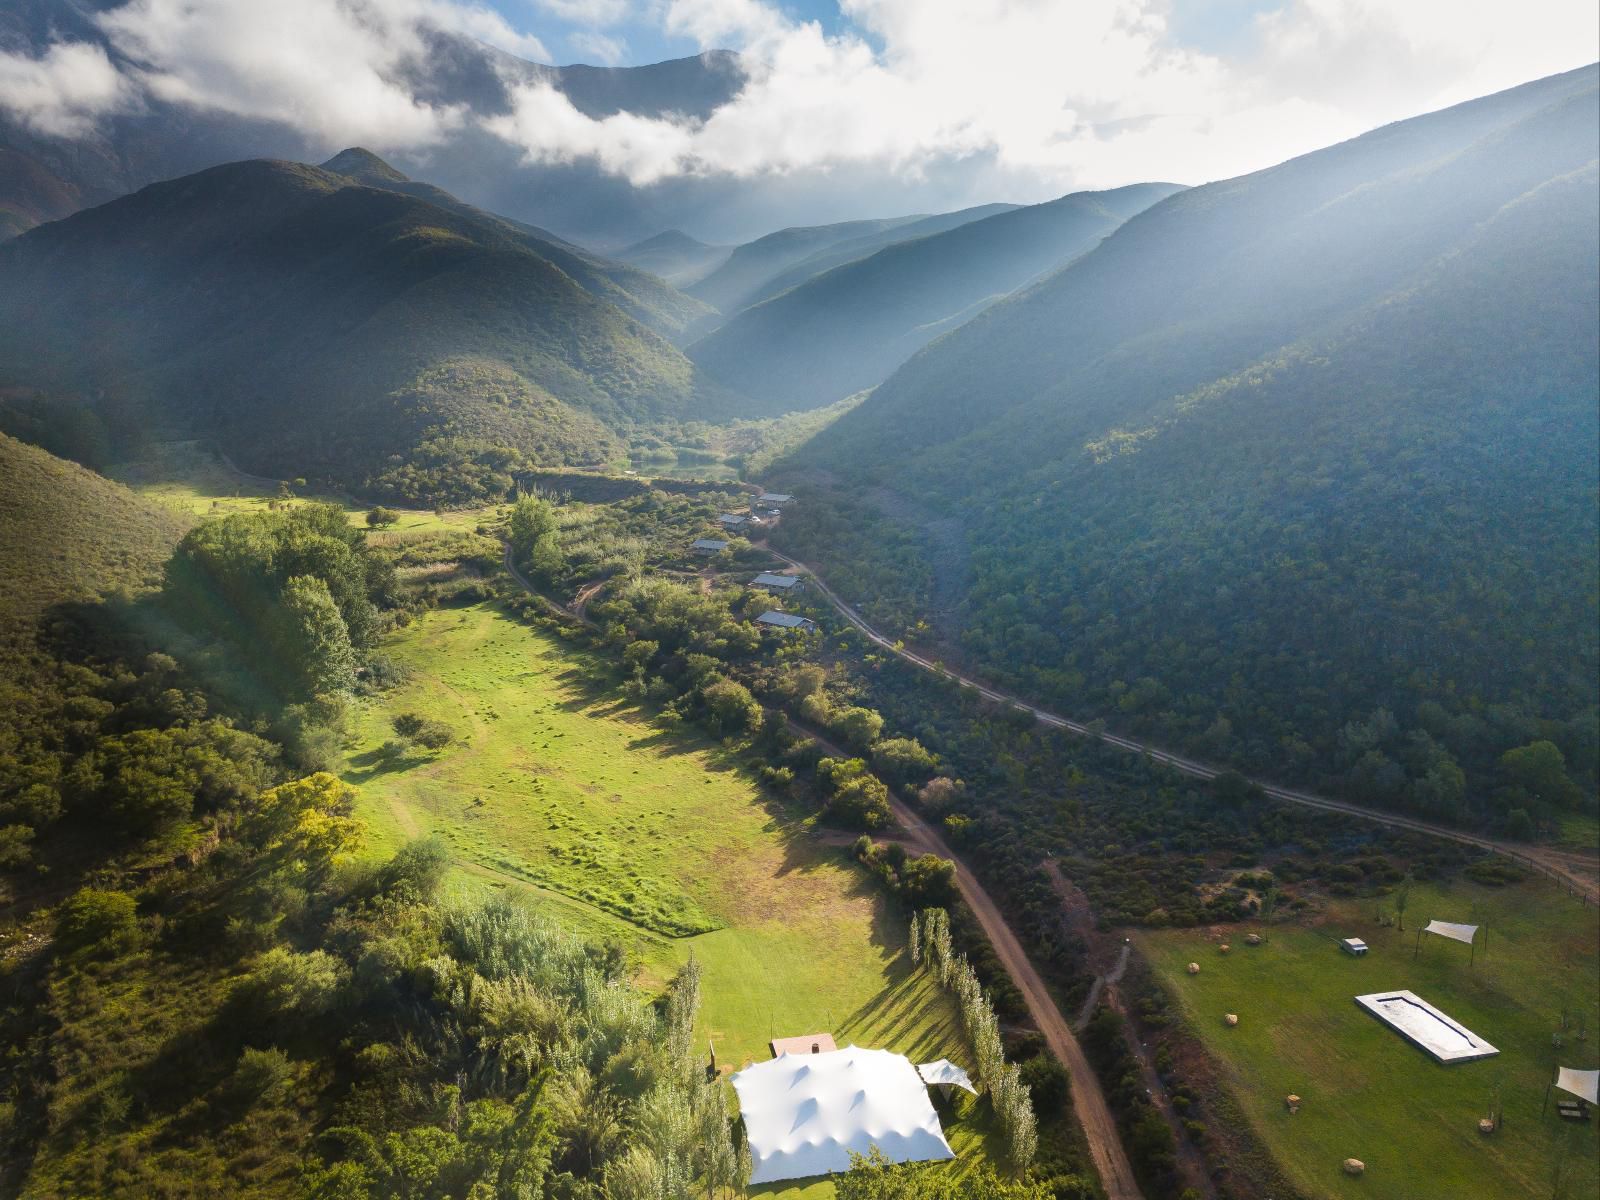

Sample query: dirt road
[765,547,1599,904]
[888,795,1145,1199]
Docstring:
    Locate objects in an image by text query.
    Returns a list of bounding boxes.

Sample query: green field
[1140,881,1600,1199]
[341,602,995,1195]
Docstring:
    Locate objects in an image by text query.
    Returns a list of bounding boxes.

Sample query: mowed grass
[344,603,996,1193]
[1140,879,1600,1200]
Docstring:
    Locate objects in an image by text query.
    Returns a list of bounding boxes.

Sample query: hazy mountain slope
[615,231,734,287]
[0,156,744,499]
[0,432,183,636]
[318,148,715,340]
[731,202,1024,311]
[690,183,1180,411]
[779,65,1600,818]
[686,214,930,313]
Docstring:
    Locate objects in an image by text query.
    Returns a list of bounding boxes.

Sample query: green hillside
[780,65,1600,827]
[615,229,734,287]
[686,213,929,313]
[0,432,184,638]
[690,184,1180,412]
[0,156,738,503]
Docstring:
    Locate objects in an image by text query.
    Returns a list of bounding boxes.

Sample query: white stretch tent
[917,1059,977,1095]
[1555,1067,1600,1104]
[731,1046,954,1184]
[1423,920,1478,944]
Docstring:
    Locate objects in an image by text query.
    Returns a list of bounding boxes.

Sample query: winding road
[763,547,1600,904]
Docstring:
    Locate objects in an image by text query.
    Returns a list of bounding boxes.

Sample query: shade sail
[1423,920,1478,944]
[916,1059,977,1094]
[731,1045,954,1184]
[1555,1067,1599,1104]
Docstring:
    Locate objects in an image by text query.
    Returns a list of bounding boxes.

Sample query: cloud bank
[1,0,1594,195]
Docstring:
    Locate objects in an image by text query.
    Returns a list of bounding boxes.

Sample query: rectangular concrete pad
[1355,990,1499,1063]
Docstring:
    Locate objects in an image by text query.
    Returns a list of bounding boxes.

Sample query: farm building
[1340,938,1369,956]
[756,611,815,632]
[731,1045,954,1184]
[690,538,729,554]
[752,571,803,592]
[757,492,795,506]
[717,514,752,531]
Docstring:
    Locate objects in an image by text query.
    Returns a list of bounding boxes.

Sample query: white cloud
[536,0,633,27]
[0,41,134,138]
[569,30,629,65]
[95,0,550,152]
[487,0,1599,193]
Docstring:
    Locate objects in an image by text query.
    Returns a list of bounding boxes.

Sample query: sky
[2,0,1597,201]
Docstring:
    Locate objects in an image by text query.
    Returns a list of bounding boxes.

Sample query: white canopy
[731,1045,954,1184]
[1423,920,1478,945]
[1555,1067,1599,1104]
[917,1059,978,1094]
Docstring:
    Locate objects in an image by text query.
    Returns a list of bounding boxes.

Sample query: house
[717,513,751,532]
[1340,937,1369,956]
[756,611,816,633]
[757,492,795,507]
[690,538,729,555]
[751,571,803,593]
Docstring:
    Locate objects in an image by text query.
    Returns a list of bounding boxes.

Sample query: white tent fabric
[916,1059,977,1094]
[1555,1067,1599,1104]
[1423,920,1478,944]
[731,1045,955,1184]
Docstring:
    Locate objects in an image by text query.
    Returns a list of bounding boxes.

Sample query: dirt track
[887,796,1145,1199]
[765,547,1600,904]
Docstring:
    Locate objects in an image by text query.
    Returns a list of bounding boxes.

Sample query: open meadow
[1140,880,1600,1199]
[341,601,997,1196]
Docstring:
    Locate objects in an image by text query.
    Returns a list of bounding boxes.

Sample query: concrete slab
[1355,990,1499,1063]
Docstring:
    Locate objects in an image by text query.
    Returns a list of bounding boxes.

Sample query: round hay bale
[1285,1094,1301,1114]
[1477,1118,1495,1136]
[1245,932,1263,945]
[1225,1013,1239,1027]
[1219,943,1231,954]
[1343,1158,1365,1177]
[1187,962,1201,975]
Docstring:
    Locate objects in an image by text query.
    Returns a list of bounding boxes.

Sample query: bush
[701,677,762,736]
[56,888,139,954]
[227,1046,294,1105]
[232,947,347,1026]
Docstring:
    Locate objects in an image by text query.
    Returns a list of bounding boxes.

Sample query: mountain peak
[320,147,410,184]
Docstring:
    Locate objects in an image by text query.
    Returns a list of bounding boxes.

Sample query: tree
[872,738,937,785]
[365,506,400,528]
[1393,873,1414,932]
[244,772,363,876]
[277,574,357,695]
[836,1148,1051,1199]
[832,706,885,752]
[701,678,762,736]
[56,888,139,954]
[510,494,561,577]
[1500,740,1583,810]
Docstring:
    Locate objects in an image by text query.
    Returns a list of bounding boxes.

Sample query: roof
[771,1033,836,1057]
[691,538,729,550]
[916,1059,977,1094]
[730,1045,954,1185]
[1556,1067,1600,1104]
[1423,920,1478,945]
[757,611,812,629]
[1342,937,1368,948]
[718,513,749,525]
[758,492,794,502]
[752,571,801,589]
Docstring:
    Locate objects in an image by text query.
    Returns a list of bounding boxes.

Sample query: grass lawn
[342,602,997,1194]
[1140,879,1600,1200]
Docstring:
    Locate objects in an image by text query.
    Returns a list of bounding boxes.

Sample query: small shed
[1340,938,1369,957]
[718,514,751,531]
[757,492,795,507]
[691,538,729,555]
[752,572,803,593]
[757,611,816,633]
[770,1033,836,1058]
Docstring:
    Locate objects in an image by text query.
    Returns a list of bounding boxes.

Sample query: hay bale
[1477,1118,1495,1136]
[1245,932,1263,945]
[1219,943,1231,954]
[1285,1094,1301,1114]
[1187,962,1201,975]
[1225,1013,1239,1027]
[1343,1158,1365,1177]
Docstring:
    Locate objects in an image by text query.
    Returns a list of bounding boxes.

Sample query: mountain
[615,230,734,288]
[726,203,1024,312]
[780,65,1600,820]
[316,148,714,341]
[0,153,741,503]
[688,184,1180,411]
[686,214,933,313]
